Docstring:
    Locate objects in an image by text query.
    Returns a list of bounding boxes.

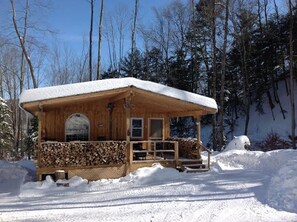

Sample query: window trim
[131,117,143,139]
[148,118,164,140]
[65,113,90,142]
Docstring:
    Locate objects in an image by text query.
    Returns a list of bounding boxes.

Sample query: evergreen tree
[24,116,38,159]
[101,67,121,79]
[0,97,13,159]
[142,47,167,84]
[120,49,143,78]
[167,50,192,92]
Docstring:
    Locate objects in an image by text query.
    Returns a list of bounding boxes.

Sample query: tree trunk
[289,0,296,149]
[131,0,139,77]
[219,0,229,150]
[10,0,37,88]
[97,0,104,80]
[211,0,217,151]
[89,0,94,81]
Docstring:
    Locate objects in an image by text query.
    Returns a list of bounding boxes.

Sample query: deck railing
[130,140,179,165]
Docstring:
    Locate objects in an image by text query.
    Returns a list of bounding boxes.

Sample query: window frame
[65,113,90,142]
[130,118,143,139]
[148,118,164,140]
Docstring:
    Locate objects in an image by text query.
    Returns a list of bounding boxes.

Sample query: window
[149,118,163,139]
[65,113,90,142]
[131,118,143,138]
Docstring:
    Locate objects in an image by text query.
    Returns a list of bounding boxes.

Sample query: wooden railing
[130,140,179,165]
[201,144,212,170]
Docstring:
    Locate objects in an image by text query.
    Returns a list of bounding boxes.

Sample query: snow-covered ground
[1,149,297,222]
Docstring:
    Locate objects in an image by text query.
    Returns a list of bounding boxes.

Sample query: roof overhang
[20,78,218,116]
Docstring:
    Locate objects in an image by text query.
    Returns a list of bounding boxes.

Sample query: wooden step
[183,163,206,169]
[185,167,209,173]
[179,159,203,165]
[176,159,209,172]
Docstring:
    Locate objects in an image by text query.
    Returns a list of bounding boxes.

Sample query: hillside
[202,79,297,148]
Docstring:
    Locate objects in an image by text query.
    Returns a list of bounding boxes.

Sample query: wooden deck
[35,140,181,180]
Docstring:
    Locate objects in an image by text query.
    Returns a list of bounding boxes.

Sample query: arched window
[65,113,90,142]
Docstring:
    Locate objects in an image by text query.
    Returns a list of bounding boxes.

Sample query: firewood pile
[166,138,199,159]
[37,141,127,168]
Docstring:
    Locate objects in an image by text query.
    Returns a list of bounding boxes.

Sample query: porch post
[124,97,131,170]
[195,116,202,160]
[36,103,44,181]
[107,103,114,140]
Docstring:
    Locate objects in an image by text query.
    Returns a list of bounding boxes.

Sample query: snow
[224,135,251,151]
[19,77,217,111]
[0,161,27,195]
[231,80,297,142]
[1,150,297,222]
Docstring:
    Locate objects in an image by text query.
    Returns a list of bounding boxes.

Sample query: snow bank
[0,161,27,195]
[20,175,90,197]
[17,160,36,182]
[213,149,296,172]
[213,149,297,213]
[120,163,179,186]
[224,135,251,152]
[267,158,297,213]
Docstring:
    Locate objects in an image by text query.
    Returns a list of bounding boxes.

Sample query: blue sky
[1,0,287,69]
[1,0,173,68]
[47,0,173,63]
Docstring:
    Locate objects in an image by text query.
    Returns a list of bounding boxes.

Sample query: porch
[35,139,210,180]
[35,140,176,180]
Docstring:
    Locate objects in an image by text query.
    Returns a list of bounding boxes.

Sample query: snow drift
[212,149,297,213]
[0,160,27,195]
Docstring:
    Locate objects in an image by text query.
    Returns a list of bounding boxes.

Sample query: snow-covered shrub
[224,135,251,152]
[258,131,290,151]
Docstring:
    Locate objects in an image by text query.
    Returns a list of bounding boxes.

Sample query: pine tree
[24,116,38,159]
[120,49,143,78]
[0,97,13,159]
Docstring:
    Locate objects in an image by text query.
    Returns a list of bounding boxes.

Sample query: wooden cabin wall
[130,107,170,141]
[42,99,170,142]
[43,100,110,142]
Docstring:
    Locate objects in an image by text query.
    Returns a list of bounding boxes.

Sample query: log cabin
[19,77,217,180]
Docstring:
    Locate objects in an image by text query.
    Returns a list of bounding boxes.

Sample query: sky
[0,0,174,69]
[0,0,288,71]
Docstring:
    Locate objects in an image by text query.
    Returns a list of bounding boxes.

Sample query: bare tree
[96,0,104,80]
[219,0,230,150]
[49,43,76,85]
[210,0,218,151]
[89,0,94,81]
[10,0,37,88]
[131,0,139,77]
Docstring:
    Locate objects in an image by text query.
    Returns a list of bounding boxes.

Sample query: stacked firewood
[166,138,199,159]
[37,141,127,168]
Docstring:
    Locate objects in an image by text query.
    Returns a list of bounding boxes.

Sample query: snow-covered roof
[19,77,217,111]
